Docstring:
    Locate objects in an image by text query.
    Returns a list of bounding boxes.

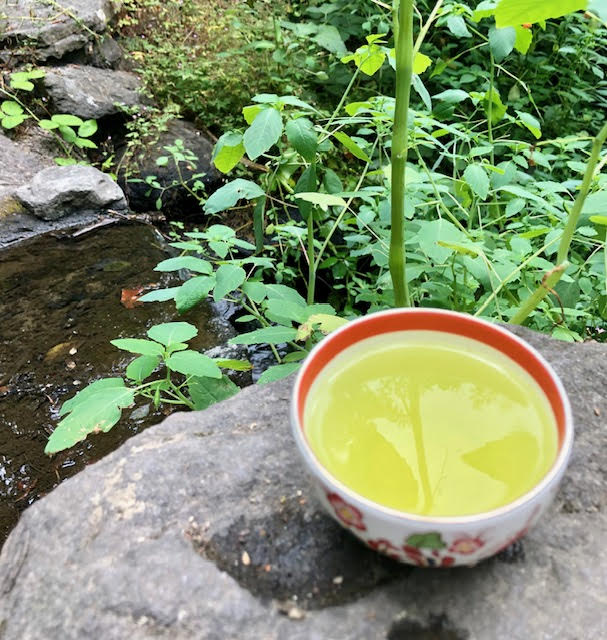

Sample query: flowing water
[0,223,231,547]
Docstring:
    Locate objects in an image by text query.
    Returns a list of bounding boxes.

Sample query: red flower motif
[440,556,456,567]
[326,492,366,531]
[367,538,402,561]
[403,544,427,566]
[367,538,399,553]
[449,536,485,555]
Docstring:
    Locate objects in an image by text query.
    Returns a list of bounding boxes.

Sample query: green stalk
[557,123,607,264]
[389,0,414,307]
[253,196,266,253]
[306,200,316,305]
[510,262,569,325]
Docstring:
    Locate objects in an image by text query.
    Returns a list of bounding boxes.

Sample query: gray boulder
[16,165,127,220]
[0,327,604,639]
[117,119,221,215]
[43,65,142,119]
[0,0,116,61]
[0,132,51,204]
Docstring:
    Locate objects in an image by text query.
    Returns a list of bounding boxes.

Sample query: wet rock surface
[0,0,117,61]
[16,165,128,220]
[0,327,604,639]
[43,65,142,119]
[117,119,221,215]
[0,132,52,204]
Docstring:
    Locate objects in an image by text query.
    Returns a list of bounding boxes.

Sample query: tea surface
[304,331,558,516]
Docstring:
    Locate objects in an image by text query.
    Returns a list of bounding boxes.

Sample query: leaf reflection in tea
[303,331,558,517]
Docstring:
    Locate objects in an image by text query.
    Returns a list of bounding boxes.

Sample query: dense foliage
[42,0,607,451]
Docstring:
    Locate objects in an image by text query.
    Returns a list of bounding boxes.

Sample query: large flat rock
[1,0,116,61]
[43,65,142,119]
[0,326,604,639]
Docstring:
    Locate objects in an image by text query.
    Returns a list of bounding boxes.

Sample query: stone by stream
[0,326,604,639]
[0,0,117,61]
[15,165,128,220]
[43,65,142,119]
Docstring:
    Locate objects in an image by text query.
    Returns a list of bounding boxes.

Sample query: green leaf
[463,164,490,200]
[51,114,83,127]
[434,89,469,103]
[495,0,587,27]
[241,281,267,303]
[413,52,432,74]
[342,44,386,76]
[242,104,263,125]
[294,192,347,211]
[110,338,165,357]
[285,117,318,162]
[1,101,23,116]
[126,355,160,382]
[175,276,216,313]
[213,264,246,302]
[590,215,607,226]
[516,110,542,139]
[38,119,59,130]
[204,179,265,214]
[216,359,253,371]
[265,299,307,323]
[77,119,98,138]
[294,164,317,219]
[257,362,300,384]
[74,137,97,149]
[307,313,348,333]
[447,14,471,37]
[166,350,222,378]
[333,131,371,162]
[155,256,212,274]
[138,287,180,302]
[188,375,239,410]
[243,107,283,160]
[147,321,198,346]
[265,284,306,307]
[514,24,533,53]
[582,191,607,214]
[312,25,346,56]
[229,326,298,345]
[58,125,77,143]
[489,26,516,62]
[46,379,134,454]
[59,378,125,417]
[213,131,245,173]
[1,114,28,128]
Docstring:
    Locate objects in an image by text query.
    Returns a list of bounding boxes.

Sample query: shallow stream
[0,223,231,547]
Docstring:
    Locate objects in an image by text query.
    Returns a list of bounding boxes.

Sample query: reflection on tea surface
[304,331,557,516]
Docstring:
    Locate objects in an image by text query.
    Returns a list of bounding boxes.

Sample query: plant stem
[510,262,569,325]
[557,122,607,264]
[253,196,266,253]
[389,0,414,307]
[320,67,361,142]
[306,190,316,305]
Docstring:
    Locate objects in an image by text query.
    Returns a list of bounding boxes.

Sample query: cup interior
[292,309,573,520]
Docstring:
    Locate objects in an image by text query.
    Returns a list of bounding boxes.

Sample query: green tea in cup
[303,331,558,517]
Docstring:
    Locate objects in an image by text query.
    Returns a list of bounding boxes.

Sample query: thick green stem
[389,0,414,307]
[557,123,607,264]
[510,262,569,325]
[253,196,266,253]
[306,200,316,305]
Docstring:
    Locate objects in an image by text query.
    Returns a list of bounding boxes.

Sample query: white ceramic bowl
[291,309,574,567]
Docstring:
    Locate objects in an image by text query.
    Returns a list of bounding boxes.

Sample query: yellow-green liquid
[304,331,558,516]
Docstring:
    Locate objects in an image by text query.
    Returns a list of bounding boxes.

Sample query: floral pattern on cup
[448,536,485,555]
[326,492,367,531]
[366,538,401,561]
